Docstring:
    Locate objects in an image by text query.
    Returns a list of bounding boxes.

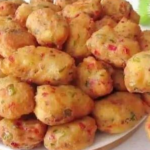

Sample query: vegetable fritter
[44,117,97,150]
[34,85,94,125]
[0,118,47,149]
[0,76,35,119]
[93,92,145,133]
[125,51,150,93]
[64,13,95,59]
[26,8,68,47]
[0,46,76,85]
[87,26,141,68]
[76,56,113,98]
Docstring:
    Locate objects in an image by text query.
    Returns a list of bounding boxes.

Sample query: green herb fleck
[7,84,16,96]
[1,100,5,104]
[132,57,140,62]
[2,132,13,142]
[50,143,55,147]
[109,39,115,43]
[53,129,58,133]
[64,109,72,117]
[130,112,136,121]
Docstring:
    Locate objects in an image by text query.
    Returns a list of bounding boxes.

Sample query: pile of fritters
[0,0,149,150]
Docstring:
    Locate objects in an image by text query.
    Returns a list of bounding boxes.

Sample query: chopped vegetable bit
[2,132,13,142]
[133,57,140,62]
[7,84,16,96]
[79,122,86,129]
[64,109,72,117]
[11,142,19,148]
[108,44,117,51]
[130,112,136,121]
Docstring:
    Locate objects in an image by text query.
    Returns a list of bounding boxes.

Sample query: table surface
[113,122,150,150]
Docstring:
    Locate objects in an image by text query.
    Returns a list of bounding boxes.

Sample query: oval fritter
[76,56,113,98]
[93,92,145,133]
[0,76,35,119]
[34,85,94,125]
[0,46,76,85]
[26,8,68,47]
[44,116,97,150]
[124,51,150,93]
[0,118,47,149]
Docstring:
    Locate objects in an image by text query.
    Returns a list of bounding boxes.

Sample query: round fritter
[139,31,150,51]
[145,116,150,141]
[101,0,132,22]
[124,51,150,93]
[55,0,77,8]
[34,85,94,126]
[93,92,145,134]
[87,26,141,68]
[62,0,102,20]
[112,69,126,91]
[129,9,140,24]
[44,116,97,150]
[64,13,95,59]
[0,118,47,149]
[0,0,23,17]
[30,0,53,3]
[15,2,61,27]
[95,16,117,31]
[0,46,76,85]
[0,76,35,119]
[76,57,113,99]
[26,8,68,47]
[114,17,141,40]
[0,16,36,57]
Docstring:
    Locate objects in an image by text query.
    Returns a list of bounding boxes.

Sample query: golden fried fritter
[26,8,68,47]
[76,57,113,98]
[101,0,132,22]
[0,76,35,119]
[0,118,47,149]
[0,16,36,57]
[114,17,141,40]
[87,26,141,68]
[0,46,76,85]
[125,51,150,93]
[0,0,24,17]
[64,13,95,59]
[44,117,97,150]
[34,85,94,125]
[93,92,145,133]
[15,2,61,27]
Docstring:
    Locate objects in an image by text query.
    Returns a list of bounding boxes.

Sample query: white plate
[0,0,149,150]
